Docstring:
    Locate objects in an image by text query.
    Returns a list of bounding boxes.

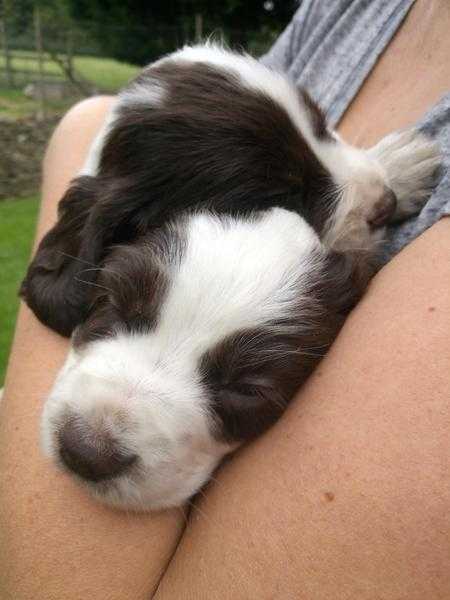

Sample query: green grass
[0,196,39,385]
[74,55,139,91]
[0,87,72,119]
[0,51,139,118]
[0,50,139,90]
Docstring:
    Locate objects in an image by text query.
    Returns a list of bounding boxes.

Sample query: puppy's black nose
[58,417,136,482]
[368,188,397,228]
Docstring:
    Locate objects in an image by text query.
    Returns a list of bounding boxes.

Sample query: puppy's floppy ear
[76,178,163,267]
[20,176,99,337]
[21,174,162,337]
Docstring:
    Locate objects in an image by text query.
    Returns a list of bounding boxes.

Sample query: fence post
[195,13,203,43]
[34,5,46,120]
[65,27,74,80]
[0,7,14,87]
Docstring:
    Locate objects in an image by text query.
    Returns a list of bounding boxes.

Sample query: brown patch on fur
[103,61,339,234]
[74,226,185,346]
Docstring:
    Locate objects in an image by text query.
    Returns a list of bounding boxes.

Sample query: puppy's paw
[368,129,441,221]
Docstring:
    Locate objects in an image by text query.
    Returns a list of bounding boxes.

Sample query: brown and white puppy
[21,44,440,511]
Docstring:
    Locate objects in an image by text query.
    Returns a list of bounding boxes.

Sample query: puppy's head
[22,45,375,510]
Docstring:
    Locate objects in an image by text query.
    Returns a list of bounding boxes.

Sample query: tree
[65,0,297,65]
[3,0,298,66]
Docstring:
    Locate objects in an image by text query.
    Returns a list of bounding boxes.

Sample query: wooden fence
[0,51,67,85]
[0,7,279,120]
[0,6,89,118]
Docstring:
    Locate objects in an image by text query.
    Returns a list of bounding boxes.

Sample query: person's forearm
[0,97,184,600]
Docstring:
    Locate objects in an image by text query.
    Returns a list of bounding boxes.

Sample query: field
[0,197,39,385]
[0,50,139,90]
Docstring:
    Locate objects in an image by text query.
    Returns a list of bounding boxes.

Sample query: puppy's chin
[82,462,220,512]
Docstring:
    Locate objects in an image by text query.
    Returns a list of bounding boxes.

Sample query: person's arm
[0,97,184,600]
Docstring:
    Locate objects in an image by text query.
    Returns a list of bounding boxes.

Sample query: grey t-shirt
[261,0,450,262]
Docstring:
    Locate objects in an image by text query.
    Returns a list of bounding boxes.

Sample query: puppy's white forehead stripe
[155,208,322,355]
[79,101,119,176]
[170,44,322,155]
[118,79,166,108]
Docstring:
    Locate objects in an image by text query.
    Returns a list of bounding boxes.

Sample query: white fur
[118,78,166,108]
[368,128,441,220]
[79,102,119,176]
[158,209,322,353]
[324,130,440,250]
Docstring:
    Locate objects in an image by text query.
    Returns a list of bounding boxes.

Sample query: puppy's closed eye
[211,381,286,442]
[199,324,323,443]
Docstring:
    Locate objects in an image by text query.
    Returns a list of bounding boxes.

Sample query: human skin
[1,1,450,598]
[0,96,186,600]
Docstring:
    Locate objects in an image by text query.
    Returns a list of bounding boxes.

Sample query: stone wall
[0,116,59,199]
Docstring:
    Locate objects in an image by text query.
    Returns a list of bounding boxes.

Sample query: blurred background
[0,0,297,384]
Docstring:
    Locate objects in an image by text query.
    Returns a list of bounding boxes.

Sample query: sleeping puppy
[21,44,440,511]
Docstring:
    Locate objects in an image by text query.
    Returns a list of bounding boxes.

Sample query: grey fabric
[261,0,450,262]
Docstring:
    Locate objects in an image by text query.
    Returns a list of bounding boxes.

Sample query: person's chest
[337,0,450,146]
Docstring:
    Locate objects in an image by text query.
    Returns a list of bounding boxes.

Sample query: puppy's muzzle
[58,416,137,482]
